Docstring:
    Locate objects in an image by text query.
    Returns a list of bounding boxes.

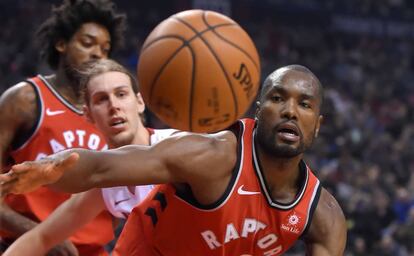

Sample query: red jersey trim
[301,182,322,238]
[252,128,319,211]
[37,75,83,115]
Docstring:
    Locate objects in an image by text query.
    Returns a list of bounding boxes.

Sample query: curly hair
[36,0,127,69]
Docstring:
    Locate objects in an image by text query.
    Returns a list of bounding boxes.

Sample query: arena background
[1,0,414,255]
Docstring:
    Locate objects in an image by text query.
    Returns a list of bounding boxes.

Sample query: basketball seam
[144,24,237,109]
[173,14,239,127]
[202,14,260,71]
[142,24,236,51]
[142,35,188,52]
[187,43,196,131]
[147,38,187,104]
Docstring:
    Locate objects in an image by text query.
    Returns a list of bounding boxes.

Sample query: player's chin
[273,143,303,157]
[112,132,134,146]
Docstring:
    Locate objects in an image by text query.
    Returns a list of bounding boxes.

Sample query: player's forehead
[88,71,132,94]
[74,22,111,42]
[264,68,319,97]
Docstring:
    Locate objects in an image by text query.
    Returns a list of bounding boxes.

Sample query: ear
[254,101,261,120]
[136,92,146,114]
[314,115,323,138]
[55,39,67,54]
[83,105,95,123]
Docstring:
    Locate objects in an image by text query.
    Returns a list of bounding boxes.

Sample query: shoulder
[1,82,36,104]
[0,82,38,128]
[312,188,345,233]
[304,188,347,254]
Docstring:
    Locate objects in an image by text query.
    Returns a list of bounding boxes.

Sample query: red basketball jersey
[3,75,113,255]
[114,118,321,256]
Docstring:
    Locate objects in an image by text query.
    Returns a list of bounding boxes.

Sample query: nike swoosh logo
[237,185,261,195]
[46,108,65,116]
[114,198,130,206]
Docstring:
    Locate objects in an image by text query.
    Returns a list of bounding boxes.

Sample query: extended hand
[0,152,79,196]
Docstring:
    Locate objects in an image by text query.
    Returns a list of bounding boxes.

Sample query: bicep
[305,189,347,256]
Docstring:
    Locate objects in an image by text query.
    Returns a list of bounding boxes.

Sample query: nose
[90,46,105,59]
[281,99,298,120]
[108,95,120,113]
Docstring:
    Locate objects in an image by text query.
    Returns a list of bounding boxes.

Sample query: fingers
[0,171,16,183]
[10,152,79,174]
[0,177,18,197]
[10,162,31,174]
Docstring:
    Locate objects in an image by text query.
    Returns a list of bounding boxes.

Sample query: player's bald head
[259,65,323,106]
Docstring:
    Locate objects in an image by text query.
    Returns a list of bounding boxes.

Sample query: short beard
[62,59,81,89]
[255,126,307,158]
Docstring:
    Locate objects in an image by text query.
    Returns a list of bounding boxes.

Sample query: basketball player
[3,59,176,256]
[0,0,126,255]
[1,65,347,255]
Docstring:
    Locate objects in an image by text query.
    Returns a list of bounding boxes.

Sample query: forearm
[49,148,109,193]
[4,191,105,256]
[3,229,47,256]
[0,201,38,237]
[51,146,160,193]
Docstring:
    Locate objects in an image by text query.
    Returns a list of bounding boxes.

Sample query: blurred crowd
[1,0,413,255]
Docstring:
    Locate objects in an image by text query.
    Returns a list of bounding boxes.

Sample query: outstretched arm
[304,188,347,256]
[2,131,237,194]
[4,189,107,256]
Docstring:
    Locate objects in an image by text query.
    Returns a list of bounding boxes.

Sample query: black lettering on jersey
[154,192,167,211]
[145,192,167,226]
[145,208,158,226]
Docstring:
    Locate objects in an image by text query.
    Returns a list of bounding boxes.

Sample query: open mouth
[278,128,299,136]
[110,117,126,128]
[277,122,300,142]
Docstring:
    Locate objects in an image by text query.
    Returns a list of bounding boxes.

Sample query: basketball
[137,9,261,132]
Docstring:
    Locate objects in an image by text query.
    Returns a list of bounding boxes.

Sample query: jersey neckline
[38,75,83,115]
[252,128,309,210]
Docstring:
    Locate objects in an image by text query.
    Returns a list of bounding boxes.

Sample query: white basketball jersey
[101,129,177,218]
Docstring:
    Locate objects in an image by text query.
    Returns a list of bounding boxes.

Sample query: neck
[254,140,304,202]
[131,125,151,146]
[48,66,83,107]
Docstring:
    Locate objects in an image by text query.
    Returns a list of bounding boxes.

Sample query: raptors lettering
[35,129,107,160]
[201,218,283,256]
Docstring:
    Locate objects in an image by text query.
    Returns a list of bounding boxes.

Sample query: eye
[102,47,110,55]
[81,39,93,48]
[116,91,128,98]
[271,95,283,102]
[92,94,108,104]
[300,101,311,109]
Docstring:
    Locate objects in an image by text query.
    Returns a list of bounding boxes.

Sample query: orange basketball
[138,9,260,132]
